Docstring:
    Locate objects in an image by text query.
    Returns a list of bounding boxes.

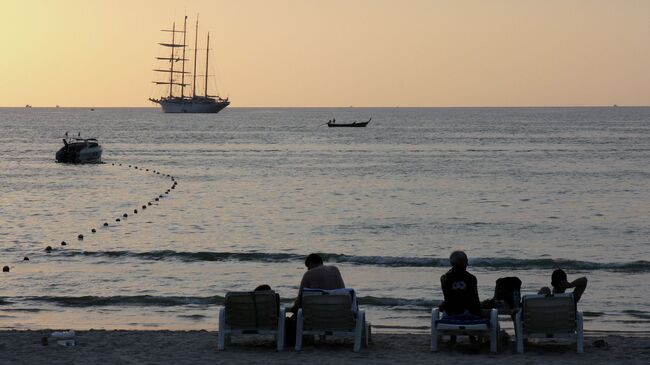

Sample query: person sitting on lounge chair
[439,251,481,317]
[288,253,346,313]
[285,253,346,345]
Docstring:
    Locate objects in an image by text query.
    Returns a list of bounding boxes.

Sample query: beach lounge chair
[295,288,368,352]
[515,293,584,353]
[218,290,285,351]
[430,308,499,353]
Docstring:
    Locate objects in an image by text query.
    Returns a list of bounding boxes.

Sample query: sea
[0,107,649,335]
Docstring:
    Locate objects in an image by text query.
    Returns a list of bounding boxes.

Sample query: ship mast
[192,16,199,98]
[205,32,210,97]
[152,20,189,99]
[180,16,188,99]
[169,22,175,98]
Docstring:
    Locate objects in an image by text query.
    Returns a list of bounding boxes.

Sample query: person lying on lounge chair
[538,269,588,303]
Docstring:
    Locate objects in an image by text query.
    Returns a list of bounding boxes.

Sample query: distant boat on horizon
[327,118,371,128]
[149,15,229,114]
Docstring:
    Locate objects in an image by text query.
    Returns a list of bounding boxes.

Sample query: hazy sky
[2,0,649,107]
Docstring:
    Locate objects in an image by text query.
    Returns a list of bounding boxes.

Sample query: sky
[1,0,649,107]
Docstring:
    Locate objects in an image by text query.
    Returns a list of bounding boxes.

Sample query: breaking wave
[55,249,650,272]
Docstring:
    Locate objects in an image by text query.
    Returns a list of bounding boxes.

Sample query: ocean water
[0,107,649,335]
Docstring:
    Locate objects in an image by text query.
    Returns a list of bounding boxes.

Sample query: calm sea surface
[1,107,649,334]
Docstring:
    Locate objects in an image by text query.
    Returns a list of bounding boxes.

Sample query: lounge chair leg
[218,308,226,351]
[576,312,584,353]
[277,307,286,351]
[363,321,371,347]
[515,310,524,353]
[295,309,304,351]
[431,308,439,352]
[353,310,364,352]
[490,308,498,353]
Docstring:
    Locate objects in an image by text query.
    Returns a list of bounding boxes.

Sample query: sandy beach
[1,330,648,365]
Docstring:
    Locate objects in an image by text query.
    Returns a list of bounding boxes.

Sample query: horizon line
[2,105,648,109]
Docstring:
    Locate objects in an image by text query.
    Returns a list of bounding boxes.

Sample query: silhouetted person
[286,253,346,345]
[288,253,345,313]
[254,284,272,291]
[439,251,481,317]
[538,269,588,303]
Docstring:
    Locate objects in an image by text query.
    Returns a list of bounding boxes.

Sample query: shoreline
[1,330,648,364]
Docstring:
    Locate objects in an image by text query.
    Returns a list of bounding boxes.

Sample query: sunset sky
[1,0,649,107]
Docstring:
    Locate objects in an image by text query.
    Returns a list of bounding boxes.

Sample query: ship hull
[155,98,230,114]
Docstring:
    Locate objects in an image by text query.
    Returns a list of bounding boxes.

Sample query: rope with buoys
[3,162,180,273]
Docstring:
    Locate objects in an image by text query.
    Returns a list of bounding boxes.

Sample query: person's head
[254,284,272,291]
[551,269,568,288]
[449,251,468,270]
[305,253,324,270]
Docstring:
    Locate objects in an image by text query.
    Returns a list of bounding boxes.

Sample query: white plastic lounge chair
[218,290,285,351]
[295,288,368,352]
[515,293,584,353]
[431,308,498,353]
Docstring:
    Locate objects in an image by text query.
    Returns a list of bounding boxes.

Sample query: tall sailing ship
[149,16,230,113]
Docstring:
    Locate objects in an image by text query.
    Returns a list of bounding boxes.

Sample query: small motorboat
[327,118,371,128]
[56,133,103,163]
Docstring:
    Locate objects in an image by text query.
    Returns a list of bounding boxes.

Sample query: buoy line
[4,162,179,272]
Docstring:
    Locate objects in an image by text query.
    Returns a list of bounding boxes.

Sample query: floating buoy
[116,218,121,222]
[134,209,138,214]
[23,256,29,261]
[142,205,146,209]
[159,195,163,198]
[112,163,114,166]
[146,169,149,171]
[157,172,160,175]
[155,198,159,201]
[123,213,128,218]
[134,166,138,169]
[77,234,83,240]
[45,246,52,252]
[2,266,9,272]
[148,202,152,206]
[103,222,109,227]
[91,228,96,233]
